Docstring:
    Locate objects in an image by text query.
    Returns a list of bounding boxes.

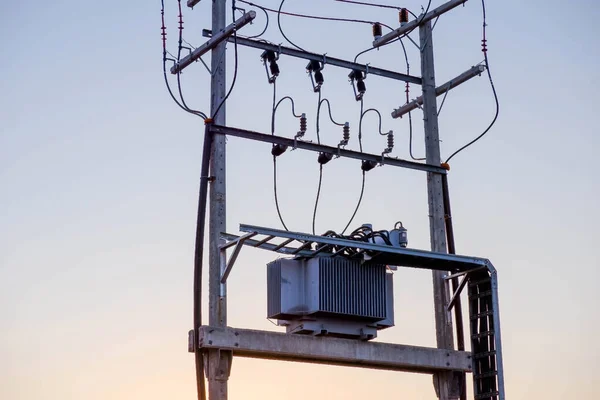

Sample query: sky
[1,0,599,399]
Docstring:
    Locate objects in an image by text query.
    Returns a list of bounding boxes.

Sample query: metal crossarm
[209,125,447,174]
[220,224,490,271]
[239,224,489,271]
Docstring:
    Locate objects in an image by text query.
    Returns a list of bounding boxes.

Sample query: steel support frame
[201,31,422,84]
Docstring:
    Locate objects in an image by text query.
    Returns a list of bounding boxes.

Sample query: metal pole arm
[373,0,469,48]
[392,65,485,119]
[171,11,256,74]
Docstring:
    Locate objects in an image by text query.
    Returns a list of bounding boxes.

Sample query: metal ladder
[469,271,500,400]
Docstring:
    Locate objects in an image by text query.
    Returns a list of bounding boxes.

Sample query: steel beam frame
[208,125,447,174]
[197,326,473,374]
[201,30,422,84]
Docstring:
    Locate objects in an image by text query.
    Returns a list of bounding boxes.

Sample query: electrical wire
[335,0,416,15]
[161,0,207,119]
[311,164,324,235]
[315,89,323,144]
[445,0,498,163]
[360,108,388,135]
[277,0,306,52]
[239,0,394,28]
[273,157,289,230]
[319,99,345,127]
[341,171,366,234]
[270,80,290,231]
[398,32,425,161]
[175,0,205,119]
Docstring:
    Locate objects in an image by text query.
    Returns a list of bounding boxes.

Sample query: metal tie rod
[202,31,422,85]
[208,124,446,174]
[392,65,485,119]
[373,0,469,47]
[170,11,256,74]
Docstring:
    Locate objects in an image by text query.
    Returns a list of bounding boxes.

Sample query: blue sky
[1,1,599,399]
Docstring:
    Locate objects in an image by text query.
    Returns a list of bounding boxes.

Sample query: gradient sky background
[1,0,599,399]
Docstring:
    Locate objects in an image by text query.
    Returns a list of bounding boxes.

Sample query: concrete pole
[420,20,458,400]
[208,1,230,400]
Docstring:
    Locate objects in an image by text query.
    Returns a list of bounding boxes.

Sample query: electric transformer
[267,257,394,340]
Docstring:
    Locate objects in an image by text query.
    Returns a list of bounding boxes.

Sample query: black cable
[398,33,425,161]
[312,164,323,235]
[360,108,388,135]
[273,157,289,231]
[358,98,364,151]
[335,0,417,16]
[277,0,306,52]
[445,0,498,163]
[315,89,323,144]
[341,171,366,235]
[161,0,207,119]
[319,98,345,127]
[248,4,270,39]
[270,80,293,231]
[175,0,205,119]
[240,0,393,28]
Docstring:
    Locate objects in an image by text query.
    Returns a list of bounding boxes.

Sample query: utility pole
[420,20,458,400]
[208,1,230,400]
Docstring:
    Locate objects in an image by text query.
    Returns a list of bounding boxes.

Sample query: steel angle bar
[392,65,486,119]
[170,11,256,74]
[220,233,315,257]
[201,31,421,84]
[208,125,446,174]
[444,266,487,281]
[197,326,473,373]
[238,224,489,271]
[220,232,256,284]
[373,0,469,47]
[446,273,469,311]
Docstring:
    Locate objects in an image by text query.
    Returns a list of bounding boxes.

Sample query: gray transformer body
[267,257,394,340]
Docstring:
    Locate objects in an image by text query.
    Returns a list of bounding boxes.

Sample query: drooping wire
[277,0,306,52]
[315,89,323,144]
[161,0,207,119]
[319,98,346,127]
[445,0,499,163]
[239,0,394,28]
[398,33,425,161]
[175,0,204,118]
[311,164,324,235]
[335,0,417,16]
[341,171,366,235]
[270,80,290,231]
[360,108,388,135]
